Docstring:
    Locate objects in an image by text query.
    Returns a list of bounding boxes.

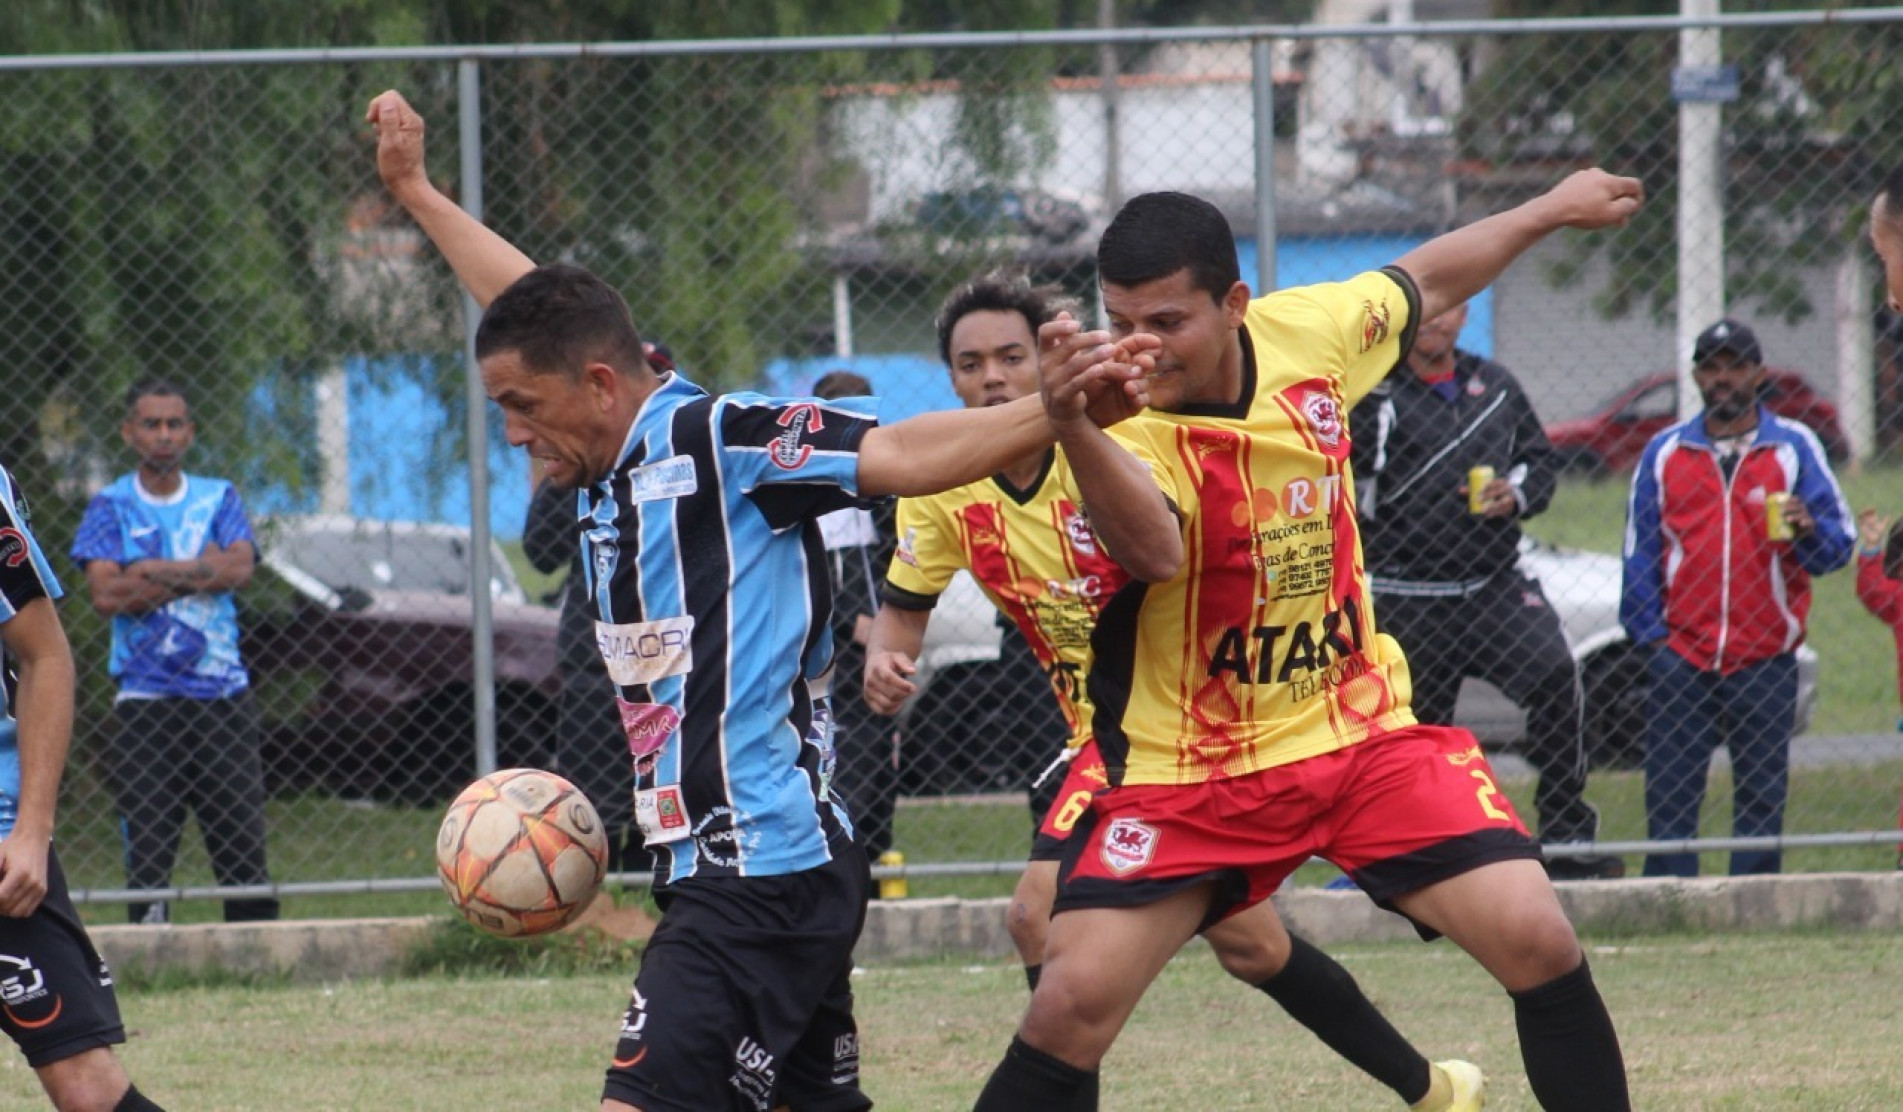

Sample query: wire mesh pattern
[3,13,1903,915]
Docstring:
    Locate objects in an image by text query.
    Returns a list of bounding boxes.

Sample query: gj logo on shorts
[1100,817,1158,875]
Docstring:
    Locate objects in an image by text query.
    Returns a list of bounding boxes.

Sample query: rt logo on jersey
[771,404,825,470]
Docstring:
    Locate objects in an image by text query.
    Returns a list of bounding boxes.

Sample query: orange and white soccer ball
[436,768,609,938]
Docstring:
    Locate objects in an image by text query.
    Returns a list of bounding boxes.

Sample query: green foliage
[1469,0,1903,325]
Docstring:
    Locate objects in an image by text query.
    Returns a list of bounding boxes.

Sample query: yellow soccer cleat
[1429,1059,1486,1111]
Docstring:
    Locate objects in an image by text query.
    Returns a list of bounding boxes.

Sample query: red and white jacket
[1620,407,1853,674]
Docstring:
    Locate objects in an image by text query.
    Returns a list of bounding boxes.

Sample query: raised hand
[1539,168,1645,231]
[365,89,430,200]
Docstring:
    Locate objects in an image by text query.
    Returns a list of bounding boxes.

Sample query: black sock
[973,1035,1098,1111]
[1257,934,1431,1103]
[115,1084,165,1111]
[1024,963,1042,992]
[1510,958,1630,1112]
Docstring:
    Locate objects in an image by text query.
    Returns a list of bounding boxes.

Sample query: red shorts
[1053,725,1537,933]
[1030,739,1111,862]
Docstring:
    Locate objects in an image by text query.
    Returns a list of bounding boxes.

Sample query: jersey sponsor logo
[1100,817,1158,875]
[832,1032,862,1085]
[1299,390,1344,449]
[618,699,681,759]
[1206,595,1368,686]
[733,1035,779,1109]
[0,953,60,1030]
[626,454,697,503]
[770,403,825,470]
[0,527,25,568]
[635,785,691,843]
[895,526,919,567]
[1063,509,1098,557]
[1358,297,1392,353]
[693,805,762,869]
[597,616,695,687]
[613,986,650,1061]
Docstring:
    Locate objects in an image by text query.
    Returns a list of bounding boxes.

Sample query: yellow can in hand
[1765,491,1794,541]
[1467,466,1495,515]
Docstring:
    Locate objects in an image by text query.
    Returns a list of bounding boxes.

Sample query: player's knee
[1488,907,1585,989]
[37,1047,132,1112]
[1208,928,1289,984]
[1006,900,1048,959]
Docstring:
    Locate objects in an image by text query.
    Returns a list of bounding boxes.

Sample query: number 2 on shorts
[1469,768,1512,822]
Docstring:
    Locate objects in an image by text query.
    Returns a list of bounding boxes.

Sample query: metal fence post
[459,56,499,780]
[1252,36,1278,296]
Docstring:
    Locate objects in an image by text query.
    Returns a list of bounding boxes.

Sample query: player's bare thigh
[1008,859,1060,964]
[1391,858,1582,991]
[1021,881,1215,1067]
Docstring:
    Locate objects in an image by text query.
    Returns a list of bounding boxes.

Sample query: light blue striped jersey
[579,372,879,885]
[0,463,66,838]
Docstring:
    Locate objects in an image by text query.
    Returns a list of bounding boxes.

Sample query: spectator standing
[1620,319,1854,877]
[809,370,902,864]
[1351,301,1622,880]
[72,381,278,925]
[0,460,168,1110]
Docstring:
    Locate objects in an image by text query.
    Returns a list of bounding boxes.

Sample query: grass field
[4,929,1897,1109]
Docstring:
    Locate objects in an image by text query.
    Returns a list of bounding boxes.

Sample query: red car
[1545,368,1850,474]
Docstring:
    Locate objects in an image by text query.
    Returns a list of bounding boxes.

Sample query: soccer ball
[436,768,609,938]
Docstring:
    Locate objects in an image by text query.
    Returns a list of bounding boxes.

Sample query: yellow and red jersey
[1091,267,1423,786]
[883,445,1147,751]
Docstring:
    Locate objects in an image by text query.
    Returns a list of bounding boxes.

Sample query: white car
[908,540,1820,782]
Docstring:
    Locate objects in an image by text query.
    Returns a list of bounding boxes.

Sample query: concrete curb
[86,872,1903,981]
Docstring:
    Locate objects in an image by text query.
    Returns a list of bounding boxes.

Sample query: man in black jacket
[1351,303,1623,880]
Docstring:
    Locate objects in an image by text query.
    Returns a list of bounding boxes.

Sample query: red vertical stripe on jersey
[1175,424,1256,779]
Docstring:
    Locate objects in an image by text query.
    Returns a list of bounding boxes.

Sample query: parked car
[901,541,1819,785]
[1546,368,1850,475]
[245,515,559,804]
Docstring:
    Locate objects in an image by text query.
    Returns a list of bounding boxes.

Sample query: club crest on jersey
[1100,817,1158,875]
[1358,298,1391,353]
[1300,390,1344,449]
[771,403,825,470]
[1063,510,1098,557]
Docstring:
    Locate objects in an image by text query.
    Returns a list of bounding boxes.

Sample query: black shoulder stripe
[1379,265,1424,367]
[879,582,939,611]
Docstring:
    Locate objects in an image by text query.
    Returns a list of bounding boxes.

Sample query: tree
[1461,0,1903,325]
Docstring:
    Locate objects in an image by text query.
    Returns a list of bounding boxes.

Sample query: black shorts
[0,847,126,1068]
[603,840,873,1112]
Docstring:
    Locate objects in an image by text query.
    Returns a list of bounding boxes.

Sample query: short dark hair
[1097,191,1240,302]
[1884,518,1903,581]
[125,379,188,418]
[1880,162,1903,229]
[475,263,647,379]
[813,370,872,400]
[933,270,1073,365]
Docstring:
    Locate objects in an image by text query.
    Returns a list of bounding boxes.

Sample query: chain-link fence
[5,9,1903,920]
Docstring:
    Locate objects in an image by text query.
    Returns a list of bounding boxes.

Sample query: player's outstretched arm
[863,605,930,717]
[0,599,72,918]
[366,89,536,309]
[1040,316,1181,582]
[857,395,1054,498]
[1397,169,1643,323]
